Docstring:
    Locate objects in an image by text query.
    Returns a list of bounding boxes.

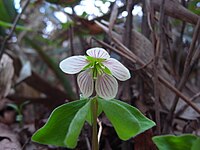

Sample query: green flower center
[83,56,112,79]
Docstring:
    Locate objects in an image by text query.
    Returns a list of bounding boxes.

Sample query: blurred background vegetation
[0,0,200,149]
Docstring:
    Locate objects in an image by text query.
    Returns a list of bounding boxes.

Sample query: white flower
[59,47,131,100]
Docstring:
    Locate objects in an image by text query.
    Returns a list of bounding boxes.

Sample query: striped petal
[103,58,131,81]
[59,56,88,74]
[77,70,94,98]
[95,74,118,100]
[86,47,110,59]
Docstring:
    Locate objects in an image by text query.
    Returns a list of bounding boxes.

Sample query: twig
[190,43,200,66]
[99,33,200,116]
[175,43,200,116]
[21,138,30,150]
[153,0,165,134]
[133,59,153,71]
[141,0,151,38]
[69,25,79,98]
[157,76,200,114]
[92,37,153,71]
[0,0,31,60]
[163,18,200,133]
[95,20,200,115]
[152,0,199,25]
[190,92,200,102]
[84,134,92,150]
[91,37,135,63]
[123,0,134,49]
[95,21,137,61]
[176,91,200,117]
[120,0,134,102]
[165,29,176,76]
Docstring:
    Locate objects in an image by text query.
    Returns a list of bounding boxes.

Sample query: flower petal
[86,47,110,59]
[95,74,118,100]
[59,56,88,74]
[77,70,94,98]
[103,58,131,81]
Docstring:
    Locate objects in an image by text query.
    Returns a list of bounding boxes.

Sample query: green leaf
[113,99,155,134]
[7,103,19,113]
[3,0,17,21]
[0,0,16,22]
[0,0,18,35]
[0,1,11,22]
[64,100,91,148]
[188,0,200,15]
[62,21,74,30]
[0,20,32,31]
[152,134,198,150]
[20,101,30,109]
[192,138,200,150]
[98,98,140,140]
[32,99,87,147]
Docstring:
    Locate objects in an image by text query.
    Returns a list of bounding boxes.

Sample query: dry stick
[179,0,187,42]
[165,30,176,76]
[132,59,153,71]
[84,134,92,150]
[117,36,200,115]
[184,19,200,70]
[190,92,200,102]
[91,37,135,63]
[109,22,200,117]
[121,0,134,103]
[153,0,165,134]
[95,21,137,61]
[141,0,151,39]
[93,34,200,116]
[176,91,200,117]
[92,38,152,71]
[0,0,31,60]
[190,44,200,66]
[175,44,200,116]
[163,18,200,133]
[123,0,134,48]
[114,35,200,116]
[95,21,200,115]
[151,0,198,25]
[69,26,79,98]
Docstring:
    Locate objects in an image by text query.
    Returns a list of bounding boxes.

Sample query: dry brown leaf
[109,2,119,34]
[0,123,21,150]
[0,54,14,99]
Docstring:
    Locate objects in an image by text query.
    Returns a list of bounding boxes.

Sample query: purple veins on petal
[95,74,118,100]
[86,47,110,59]
[103,58,131,81]
[77,70,94,98]
[59,56,88,74]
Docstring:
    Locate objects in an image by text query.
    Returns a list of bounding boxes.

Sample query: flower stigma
[84,56,112,80]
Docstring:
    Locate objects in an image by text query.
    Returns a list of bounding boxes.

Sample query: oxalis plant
[31,47,155,149]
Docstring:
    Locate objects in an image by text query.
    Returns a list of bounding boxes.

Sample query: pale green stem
[91,97,98,150]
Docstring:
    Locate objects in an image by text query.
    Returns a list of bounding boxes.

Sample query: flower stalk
[91,97,98,150]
